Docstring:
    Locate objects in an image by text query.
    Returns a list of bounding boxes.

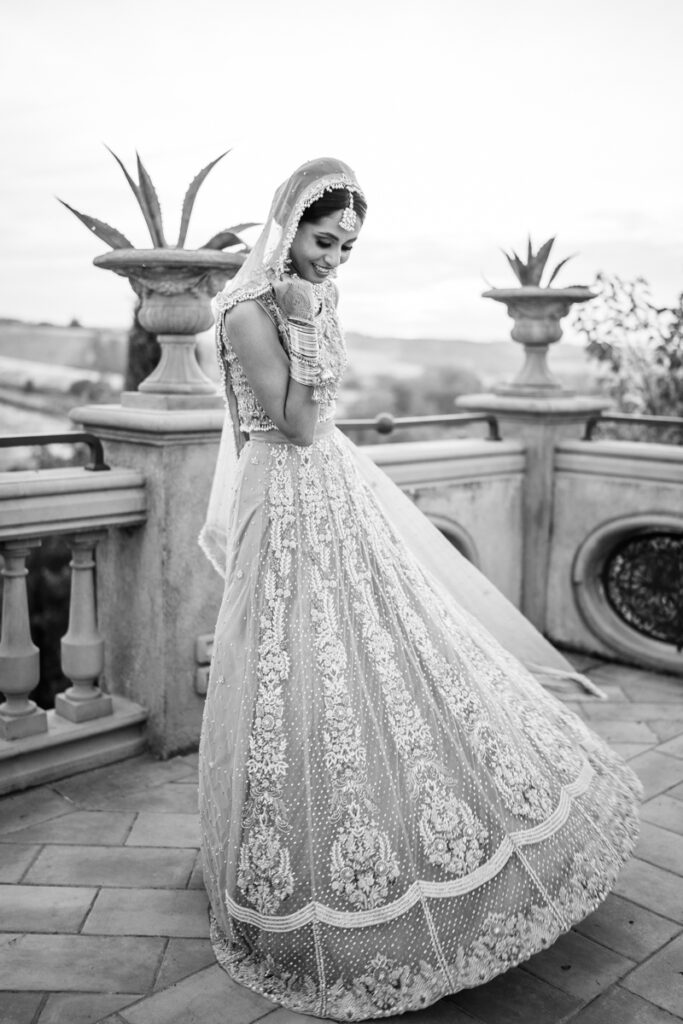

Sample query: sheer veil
[199,157,604,699]
[199,157,364,577]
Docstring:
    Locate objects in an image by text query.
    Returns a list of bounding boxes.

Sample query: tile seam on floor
[107,957,229,1024]
[78,884,103,933]
[1,798,75,839]
[0,837,135,847]
[638,817,683,839]
[572,909,683,962]
[631,850,683,875]
[656,750,683,764]
[29,990,48,1024]
[16,843,46,883]
[152,953,243,998]
[518,949,638,1003]
[558,981,631,1023]
[185,850,202,890]
[122,809,140,844]
[0,802,74,838]
[613,930,683,988]
[23,842,199,855]
[150,934,170,990]
[611,861,683,925]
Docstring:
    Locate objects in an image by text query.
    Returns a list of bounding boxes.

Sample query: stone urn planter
[94,248,244,406]
[59,147,255,408]
[483,285,595,395]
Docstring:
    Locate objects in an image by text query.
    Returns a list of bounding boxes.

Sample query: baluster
[55,532,113,722]
[0,539,48,739]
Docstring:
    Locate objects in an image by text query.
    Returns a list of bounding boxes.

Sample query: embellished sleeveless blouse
[219,281,347,434]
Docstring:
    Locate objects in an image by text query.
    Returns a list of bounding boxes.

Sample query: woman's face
[288,211,361,284]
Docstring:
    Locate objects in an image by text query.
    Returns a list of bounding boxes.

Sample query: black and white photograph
[1,2,682,1023]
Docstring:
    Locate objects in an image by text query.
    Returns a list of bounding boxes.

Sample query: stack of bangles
[287,318,320,386]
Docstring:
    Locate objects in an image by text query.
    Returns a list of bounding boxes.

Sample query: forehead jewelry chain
[338,191,357,232]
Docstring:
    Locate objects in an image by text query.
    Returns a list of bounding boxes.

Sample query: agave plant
[502,236,575,288]
[58,147,256,252]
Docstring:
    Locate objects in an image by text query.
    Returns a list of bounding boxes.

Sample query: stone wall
[546,438,683,674]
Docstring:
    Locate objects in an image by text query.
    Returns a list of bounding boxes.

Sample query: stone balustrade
[0,463,148,792]
[0,539,42,737]
[0,413,525,789]
[1,410,681,797]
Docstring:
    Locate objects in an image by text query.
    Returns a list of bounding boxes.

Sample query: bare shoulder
[224,298,278,354]
[225,298,272,334]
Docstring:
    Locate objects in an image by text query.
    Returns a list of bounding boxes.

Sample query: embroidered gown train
[198,160,641,1021]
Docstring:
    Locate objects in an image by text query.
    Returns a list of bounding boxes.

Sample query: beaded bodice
[219,282,347,434]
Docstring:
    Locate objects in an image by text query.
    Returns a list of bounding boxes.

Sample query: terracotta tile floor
[1,657,682,1024]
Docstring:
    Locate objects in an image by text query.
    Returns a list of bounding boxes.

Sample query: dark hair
[300,187,367,225]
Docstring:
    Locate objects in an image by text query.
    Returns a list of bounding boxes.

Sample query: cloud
[2,0,683,339]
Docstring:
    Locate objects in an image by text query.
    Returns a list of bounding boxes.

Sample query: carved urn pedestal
[482,285,595,396]
[70,247,245,754]
[457,283,609,632]
[94,248,244,410]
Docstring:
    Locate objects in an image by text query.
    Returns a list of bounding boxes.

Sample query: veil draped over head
[199,156,604,698]
[199,157,365,577]
[213,156,363,320]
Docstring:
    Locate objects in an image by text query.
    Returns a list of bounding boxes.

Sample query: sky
[2,0,683,341]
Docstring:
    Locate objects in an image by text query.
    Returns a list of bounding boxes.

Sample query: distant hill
[0,319,127,373]
[344,331,596,391]
[0,317,597,393]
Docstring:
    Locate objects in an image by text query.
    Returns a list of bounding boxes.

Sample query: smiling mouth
[313,264,331,275]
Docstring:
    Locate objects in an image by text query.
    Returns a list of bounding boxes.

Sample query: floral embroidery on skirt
[199,428,641,1021]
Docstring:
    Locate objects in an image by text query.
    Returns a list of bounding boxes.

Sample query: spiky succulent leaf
[105,146,143,204]
[224,222,259,235]
[135,152,166,247]
[57,198,134,249]
[513,248,532,284]
[503,235,575,287]
[177,150,231,248]
[529,236,555,284]
[200,230,241,250]
[200,222,260,250]
[536,236,556,261]
[547,254,576,287]
[502,249,527,285]
[105,146,163,247]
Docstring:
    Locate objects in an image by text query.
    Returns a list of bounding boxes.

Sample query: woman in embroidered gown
[198,157,642,1021]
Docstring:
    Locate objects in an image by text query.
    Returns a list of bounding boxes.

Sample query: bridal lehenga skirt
[198,422,642,1021]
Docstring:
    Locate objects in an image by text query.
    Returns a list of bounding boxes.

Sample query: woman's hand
[272,277,318,322]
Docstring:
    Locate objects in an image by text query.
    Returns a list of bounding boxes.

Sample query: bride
[198,156,641,1020]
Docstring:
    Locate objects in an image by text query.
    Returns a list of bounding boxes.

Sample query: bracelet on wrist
[287,317,320,387]
[290,362,319,387]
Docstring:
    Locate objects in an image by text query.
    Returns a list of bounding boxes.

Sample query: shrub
[573,273,683,442]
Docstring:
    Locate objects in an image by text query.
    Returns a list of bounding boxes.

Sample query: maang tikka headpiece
[339,190,357,232]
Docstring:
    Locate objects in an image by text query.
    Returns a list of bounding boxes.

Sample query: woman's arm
[224,300,320,447]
